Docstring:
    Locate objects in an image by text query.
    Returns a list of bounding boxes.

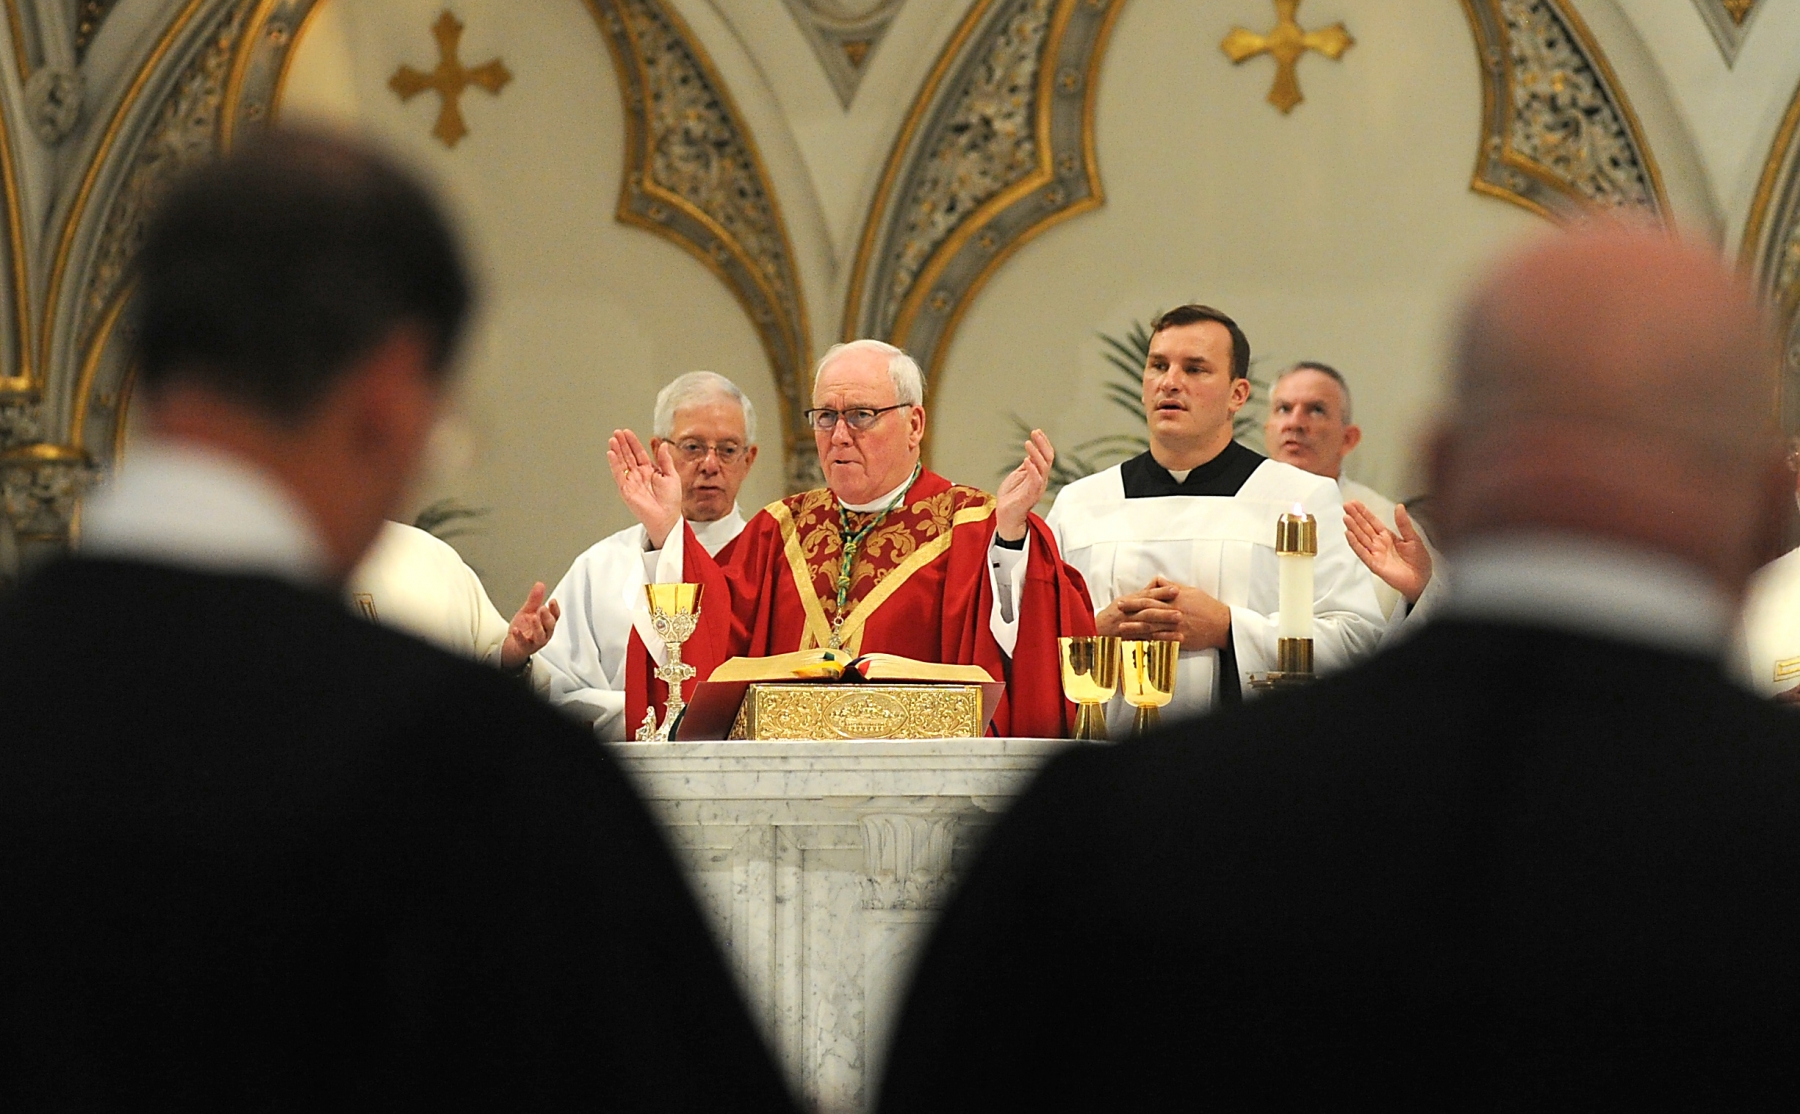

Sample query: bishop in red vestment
[609,340,1095,737]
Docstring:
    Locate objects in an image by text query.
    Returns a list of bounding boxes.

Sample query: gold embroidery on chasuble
[768,485,996,653]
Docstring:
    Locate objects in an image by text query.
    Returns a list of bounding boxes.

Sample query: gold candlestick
[1060,635,1121,741]
[634,582,703,742]
[1120,639,1177,738]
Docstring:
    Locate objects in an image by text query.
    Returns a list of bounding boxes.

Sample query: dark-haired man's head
[1142,304,1252,471]
[131,128,472,581]
[1267,361,1361,480]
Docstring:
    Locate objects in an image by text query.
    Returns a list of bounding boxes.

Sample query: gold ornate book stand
[728,683,986,740]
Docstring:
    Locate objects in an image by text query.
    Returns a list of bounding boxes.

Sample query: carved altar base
[615,738,1071,1114]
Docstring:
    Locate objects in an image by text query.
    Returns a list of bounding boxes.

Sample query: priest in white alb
[1047,305,1385,732]
[536,371,758,738]
[347,519,559,689]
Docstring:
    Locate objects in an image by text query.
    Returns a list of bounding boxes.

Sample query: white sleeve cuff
[988,539,1029,657]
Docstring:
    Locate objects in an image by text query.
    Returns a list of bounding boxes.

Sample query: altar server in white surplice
[1265,361,1418,619]
[1047,306,1385,731]
[537,371,757,739]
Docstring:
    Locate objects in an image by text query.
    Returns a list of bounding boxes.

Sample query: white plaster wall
[930,0,1554,503]
[280,0,789,607]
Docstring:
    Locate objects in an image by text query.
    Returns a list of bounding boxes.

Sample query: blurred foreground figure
[0,131,793,1113]
[880,228,1800,1111]
[1732,441,1800,701]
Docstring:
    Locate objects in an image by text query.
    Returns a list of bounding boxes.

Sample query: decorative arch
[1457,0,1666,223]
[1740,78,1800,440]
[582,0,815,490]
[2,0,245,556]
[37,0,814,507]
[842,0,1128,417]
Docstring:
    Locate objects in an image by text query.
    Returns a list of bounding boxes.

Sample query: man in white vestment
[1047,305,1385,731]
[1264,361,1416,617]
[345,519,559,688]
[537,371,758,738]
[1733,441,1800,702]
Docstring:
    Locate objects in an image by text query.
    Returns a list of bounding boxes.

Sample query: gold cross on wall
[389,10,512,148]
[1221,0,1353,115]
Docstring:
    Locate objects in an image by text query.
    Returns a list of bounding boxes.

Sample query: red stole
[625,469,1095,737]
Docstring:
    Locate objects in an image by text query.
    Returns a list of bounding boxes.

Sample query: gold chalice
[1120,639,1177,738]
[634,582,703,742]
[1059,635,1121,741]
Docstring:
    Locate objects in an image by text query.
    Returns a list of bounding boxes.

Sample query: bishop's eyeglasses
[803,404,910,432]
[670,439,748,465]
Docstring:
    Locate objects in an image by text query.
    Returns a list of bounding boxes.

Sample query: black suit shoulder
[0,558,794,1113]
[882,621,1800,1112]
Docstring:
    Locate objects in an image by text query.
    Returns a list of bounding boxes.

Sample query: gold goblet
[1059,635,1121,741]
[634,582,703,742]
[1119,639,1177,738]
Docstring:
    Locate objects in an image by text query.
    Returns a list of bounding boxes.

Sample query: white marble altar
[614,738,1073,1113]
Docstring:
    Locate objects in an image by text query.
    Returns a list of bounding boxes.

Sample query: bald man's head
[1430,227,1787,596]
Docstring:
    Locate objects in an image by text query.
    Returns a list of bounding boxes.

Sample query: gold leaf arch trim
[1458,0,1667,223]
[1740,78,1800,440]
[843,0,1128,423]
[583,0,815,491]
[61,0,816,491]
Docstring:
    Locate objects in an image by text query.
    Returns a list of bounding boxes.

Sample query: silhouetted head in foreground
[1428,225,1788,601]
[132,128,472,581]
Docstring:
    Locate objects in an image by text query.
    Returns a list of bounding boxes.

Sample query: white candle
[1275,505,1317,642]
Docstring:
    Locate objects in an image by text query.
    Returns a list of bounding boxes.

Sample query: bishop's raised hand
[996,428,1055,543]
[607,429,682,548]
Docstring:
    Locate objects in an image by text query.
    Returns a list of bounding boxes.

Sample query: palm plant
[412,497,490,542]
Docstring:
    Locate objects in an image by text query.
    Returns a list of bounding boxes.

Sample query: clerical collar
[839,467,919,513]
[1121,442,1264,498]
[689,505,746,557]
[82,440,331,587]
[1443,533,1732,658]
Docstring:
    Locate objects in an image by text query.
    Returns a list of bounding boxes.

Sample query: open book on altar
[675,650,1005,740]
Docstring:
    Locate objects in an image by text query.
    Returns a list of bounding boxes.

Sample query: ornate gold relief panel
[1458,0,1666,224]
[843,0,1127,408]
[586,0,816,491]
[1741,82,1800,443]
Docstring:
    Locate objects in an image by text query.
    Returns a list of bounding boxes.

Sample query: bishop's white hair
[813,339,924,407]
[652,370,757,444]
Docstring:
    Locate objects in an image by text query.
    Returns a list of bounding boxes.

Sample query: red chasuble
[626,469,1095,737]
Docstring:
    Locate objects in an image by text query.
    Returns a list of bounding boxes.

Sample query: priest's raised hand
[996,428,1055,542]
[500,580,561,672]
[608,428,682,547]
[1344,498,1432,605]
